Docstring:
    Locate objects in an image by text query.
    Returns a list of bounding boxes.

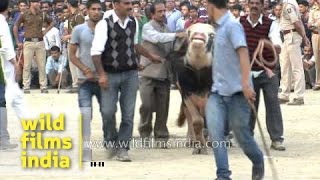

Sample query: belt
[25,38,43,42]
[313,30,319,34]
[282,29,297,36]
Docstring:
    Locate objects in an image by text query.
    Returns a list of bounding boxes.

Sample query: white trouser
[4,60,27,119]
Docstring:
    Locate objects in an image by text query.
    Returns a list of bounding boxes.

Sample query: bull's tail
[177,102,186,127]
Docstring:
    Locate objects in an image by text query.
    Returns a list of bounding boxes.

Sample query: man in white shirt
[46,46,67,88]
[44,22,61,52]
[138,1,185,148]
[91,0,162,162]
[0,0,20,150]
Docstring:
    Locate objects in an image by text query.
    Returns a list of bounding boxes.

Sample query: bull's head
[185,23,215,70]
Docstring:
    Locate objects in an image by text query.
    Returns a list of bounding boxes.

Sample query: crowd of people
[2,0,319,93]
[0,0,319,179]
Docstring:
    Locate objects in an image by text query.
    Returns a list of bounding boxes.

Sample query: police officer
[62,0,85,93]
[13,0,54,94]
[308,0,320,90]
[279,0,310,105]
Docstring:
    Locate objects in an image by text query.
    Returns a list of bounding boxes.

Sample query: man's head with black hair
[86,0,102,22]
[18,0,27,12]
[206,0,227,23]
[272,3,281,18]
[79,3,87,16]
[50,46,61,60]
[54,0,65,9]
[0,0,9,13]
[150,0,166,23]
[249,0,264,17]
[112,0,133,17]
[228,0,238,9]
[208,0,227,9]
[63,5,70,19]
[132,1,141,12]
[189,5,199,19]
[180,1,190,17]
[132,1,141,7]
[140,0,148,8]
[298,0,309,14]
[67,0,79,8]
[55,8,64,21]
[230,4,242,18]
[29,0,41,11]
[41,0,52,14]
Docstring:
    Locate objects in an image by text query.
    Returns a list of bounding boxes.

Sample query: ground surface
[0,89,319,180]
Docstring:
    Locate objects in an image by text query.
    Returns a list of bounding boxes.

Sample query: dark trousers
[47,69,68,88]
[250,71,284,142]
[138,77,170,140]
[0,83,9,144]
[304,67,316,88]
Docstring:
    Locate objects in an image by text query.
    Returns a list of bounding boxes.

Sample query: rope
[250,39,279,180]
[250,39,278,78]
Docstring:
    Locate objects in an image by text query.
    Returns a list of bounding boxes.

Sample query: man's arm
[237,47,256,102]
[293,20,310,46]
[69,44,91,74]
[134,44,162,63]
[13,15,23,48]
[91,20,109,88]
[286,4,310,46]
[229,22,256,102]
[142,22,179,44]
[307,10,315,28]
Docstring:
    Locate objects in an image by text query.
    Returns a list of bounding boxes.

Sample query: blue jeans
[78,81,105,147]
[100,70,139,149]
[206,92,264,179]
[0,83,9,144]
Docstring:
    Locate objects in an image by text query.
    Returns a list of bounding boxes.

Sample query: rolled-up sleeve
[229,22,247,50]
[142,23,176,43]
[91,20,108,56]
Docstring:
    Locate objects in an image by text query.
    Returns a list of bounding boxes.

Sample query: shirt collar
[111,10,132,24]
[216,11,230,26]
[247,14,263,27]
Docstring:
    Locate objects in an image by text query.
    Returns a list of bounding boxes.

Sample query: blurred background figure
[230,4,242,20]
[184,5,204,28]
[176,1,190,31]
[302,45,316,89]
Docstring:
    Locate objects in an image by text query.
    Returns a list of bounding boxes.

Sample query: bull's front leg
[184,97,207,155]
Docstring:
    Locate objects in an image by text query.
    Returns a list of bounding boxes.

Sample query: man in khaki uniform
[13,0,54,94]
[308,0,320,90]
[62,0,85,93]
[279,0,310,105]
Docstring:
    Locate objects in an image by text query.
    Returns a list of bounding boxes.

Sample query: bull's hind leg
[184,98,207,155]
